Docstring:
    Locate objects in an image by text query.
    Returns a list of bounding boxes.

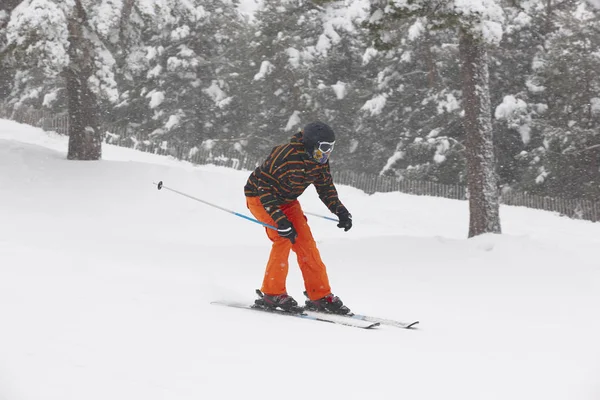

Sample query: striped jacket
[244,132,348,224]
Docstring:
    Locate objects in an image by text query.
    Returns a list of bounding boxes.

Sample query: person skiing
[244,121,353,315]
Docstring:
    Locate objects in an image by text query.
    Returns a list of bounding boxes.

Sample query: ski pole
[304,211,339,223]
[153,181,277,230]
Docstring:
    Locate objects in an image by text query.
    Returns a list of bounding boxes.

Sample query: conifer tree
[2,0,120,160]
[367,0,504,237]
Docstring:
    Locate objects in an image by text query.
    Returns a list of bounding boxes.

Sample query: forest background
[1,0,599,203]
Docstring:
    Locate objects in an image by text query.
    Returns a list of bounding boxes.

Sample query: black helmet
[302,121,336,164]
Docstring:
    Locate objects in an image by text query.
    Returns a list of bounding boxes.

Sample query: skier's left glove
[336,210,352,232]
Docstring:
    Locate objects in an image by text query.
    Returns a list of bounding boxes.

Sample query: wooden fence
[1,104,598,222]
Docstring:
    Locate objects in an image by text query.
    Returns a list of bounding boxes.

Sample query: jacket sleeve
[314,164,348,216]
[255,146,294,224]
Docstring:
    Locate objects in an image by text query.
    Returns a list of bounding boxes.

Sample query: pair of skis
[211,291,419,330]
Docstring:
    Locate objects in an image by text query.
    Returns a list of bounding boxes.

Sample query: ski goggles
[313,141,335,164]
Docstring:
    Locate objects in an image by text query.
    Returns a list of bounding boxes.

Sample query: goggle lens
[317,141,335,153]
[313,141,335,164]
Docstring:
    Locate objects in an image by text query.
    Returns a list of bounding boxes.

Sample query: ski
[307,310,419,329]
[210,301,380,329]
[302,292,419,329]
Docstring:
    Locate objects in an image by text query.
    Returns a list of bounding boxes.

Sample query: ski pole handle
[154,181,277,230]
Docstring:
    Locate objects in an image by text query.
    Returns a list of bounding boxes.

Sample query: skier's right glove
[277,219,297,244]
[336,210,353,232]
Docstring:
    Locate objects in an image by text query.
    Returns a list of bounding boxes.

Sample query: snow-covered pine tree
[0,1,20,102]
[244,0,374,167]
[247,0,326,147]
[1,0,68,113]
[522,1,600,200]
[296,0,372,172]
[489,0,548,190]
[362,13,465,180]
[2,0,120,160]
[368,0,503,237]
[113,0,244,156]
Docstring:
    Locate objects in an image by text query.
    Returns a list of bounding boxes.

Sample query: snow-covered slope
[1,119,599,400]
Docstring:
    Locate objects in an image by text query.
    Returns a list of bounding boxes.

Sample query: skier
[244,121,353,315]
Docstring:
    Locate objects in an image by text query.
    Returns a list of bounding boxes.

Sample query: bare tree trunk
[459,27,501,238]
[65,0,101,160]
[119,0,135,44]
[0,0,21,101]
[0,0,22,12]
[423,29,437,88]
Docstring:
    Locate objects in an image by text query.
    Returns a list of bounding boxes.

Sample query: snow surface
[1,119,600,400]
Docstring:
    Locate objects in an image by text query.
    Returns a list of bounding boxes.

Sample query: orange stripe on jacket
[244,131,348,223]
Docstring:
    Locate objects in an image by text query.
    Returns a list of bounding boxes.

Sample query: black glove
[277,219,297,244]
[337,211,352,232]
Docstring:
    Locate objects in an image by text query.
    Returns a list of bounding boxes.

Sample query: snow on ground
[1,119,599,400]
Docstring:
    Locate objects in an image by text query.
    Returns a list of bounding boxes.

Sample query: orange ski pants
[246,196,331,301]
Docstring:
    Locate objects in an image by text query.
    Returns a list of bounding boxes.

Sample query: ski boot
[304,291,351,315]
[253,289,303,313]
